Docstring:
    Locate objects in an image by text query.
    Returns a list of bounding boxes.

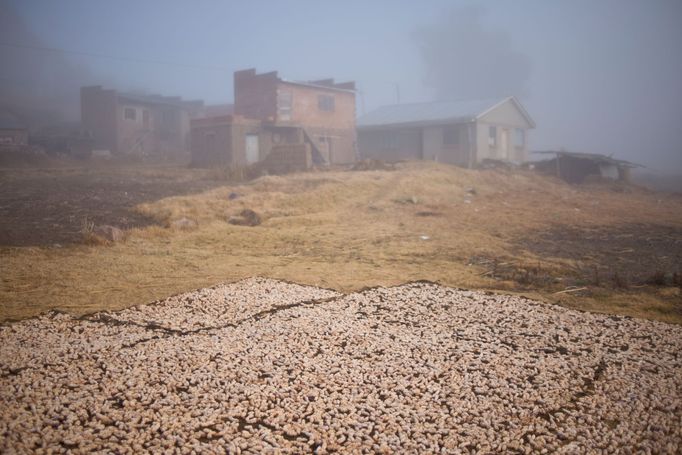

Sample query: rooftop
[534,150,643,168]
[357,98,506,128]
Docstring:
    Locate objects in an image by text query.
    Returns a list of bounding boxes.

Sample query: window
[514,128,525,148]
[443,126,460,146]
[488,126,497,147]
[277,90,292,121]
[124,107,136,121]
[318,94,335,112]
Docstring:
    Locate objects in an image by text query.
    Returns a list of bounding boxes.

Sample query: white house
[357,97,536,167]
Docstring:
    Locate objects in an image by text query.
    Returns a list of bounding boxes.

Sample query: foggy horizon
[1,0,681,172]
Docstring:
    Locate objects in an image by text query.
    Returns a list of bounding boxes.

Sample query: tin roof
[533,151,643,168]
[358,97,528,128]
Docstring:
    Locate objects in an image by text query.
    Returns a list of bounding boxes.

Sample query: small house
[81,86,204,161]
[191,69,357,170]
[357,97,535,167]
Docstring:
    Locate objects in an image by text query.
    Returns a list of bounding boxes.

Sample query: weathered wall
[357,128,422,162]
[191,117,231,167]
[82,86,196,160]
[260,143,312,174]
[190,116,262,167]
[81,86,118,153]
[234,69,278,121]
[116,103,190,160]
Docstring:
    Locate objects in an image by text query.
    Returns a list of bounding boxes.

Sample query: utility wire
[0,41,231,72]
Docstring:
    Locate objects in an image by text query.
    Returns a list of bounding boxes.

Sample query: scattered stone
[228,209,261,226]
[228,192,240,200]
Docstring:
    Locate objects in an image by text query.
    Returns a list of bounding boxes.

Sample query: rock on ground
[1,278,680,453]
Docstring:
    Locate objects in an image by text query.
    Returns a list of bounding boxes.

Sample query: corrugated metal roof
[533,151,643,168]
[357,99,501,128]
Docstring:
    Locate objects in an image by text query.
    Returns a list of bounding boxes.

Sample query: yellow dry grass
[1,161,681,323]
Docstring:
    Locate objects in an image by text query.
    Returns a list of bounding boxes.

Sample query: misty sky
[2,0,681,171]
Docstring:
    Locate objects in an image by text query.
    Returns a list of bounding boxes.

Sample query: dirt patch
[0,167,224,246]
[519,224,682,287]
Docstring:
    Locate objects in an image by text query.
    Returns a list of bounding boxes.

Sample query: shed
[533,151,642,183]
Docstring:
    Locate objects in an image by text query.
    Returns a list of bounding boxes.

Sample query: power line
[0,41,231,72]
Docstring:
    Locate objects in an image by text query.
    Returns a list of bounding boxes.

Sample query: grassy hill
[1,161,681,322]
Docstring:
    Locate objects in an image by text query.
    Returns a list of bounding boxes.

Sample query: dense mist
[414,6,532,101]
[1,0,681,171]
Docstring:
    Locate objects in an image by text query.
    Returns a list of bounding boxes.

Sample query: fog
[2,0,681,171]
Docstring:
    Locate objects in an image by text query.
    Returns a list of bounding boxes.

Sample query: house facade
[81,86,204,161]
[191,69,356,169]
[357,97,535,167]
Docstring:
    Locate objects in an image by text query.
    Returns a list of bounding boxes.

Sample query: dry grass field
[1,161,681,323]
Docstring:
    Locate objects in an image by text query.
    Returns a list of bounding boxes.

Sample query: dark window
[443,126,460,146]
[124,107,136,121]
[488,126,497,147]
[277,90,292,121]
[318,94,335,112]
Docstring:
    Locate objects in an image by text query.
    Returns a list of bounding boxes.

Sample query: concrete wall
[359,123,475,167]
[357,128,422,162]
[424,123,474,167]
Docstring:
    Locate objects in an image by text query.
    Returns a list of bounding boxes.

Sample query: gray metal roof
[357,99,503,128]
[533,151,643,168]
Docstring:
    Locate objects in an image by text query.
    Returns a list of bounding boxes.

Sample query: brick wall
[261,143,312,175]
[234,69,278,122]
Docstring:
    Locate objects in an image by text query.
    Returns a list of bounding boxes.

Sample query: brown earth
[0,166,225,246]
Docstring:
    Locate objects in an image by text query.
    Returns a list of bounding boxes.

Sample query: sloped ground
[3,162,681,323]
[2,278,680,453]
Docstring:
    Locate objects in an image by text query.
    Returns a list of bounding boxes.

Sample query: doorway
[245,134,259,164]
[500,128,510,160]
